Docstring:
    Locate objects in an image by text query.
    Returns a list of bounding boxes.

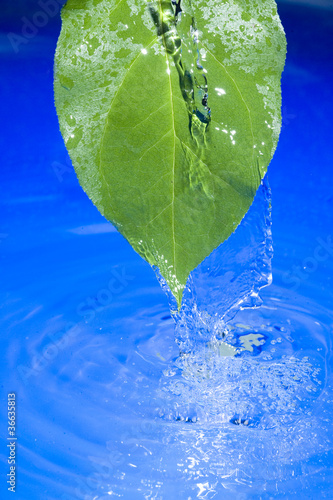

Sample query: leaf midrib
[166,54,177,279]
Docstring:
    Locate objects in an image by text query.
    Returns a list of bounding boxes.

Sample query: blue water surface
[1,1,333,499]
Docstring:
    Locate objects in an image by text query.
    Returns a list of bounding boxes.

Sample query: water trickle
[155,174,273,350]
[149,0,211,143]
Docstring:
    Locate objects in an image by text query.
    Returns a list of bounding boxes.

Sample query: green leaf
[54,0,286,307]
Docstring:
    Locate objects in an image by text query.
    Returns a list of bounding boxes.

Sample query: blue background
[1,1,333,499]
